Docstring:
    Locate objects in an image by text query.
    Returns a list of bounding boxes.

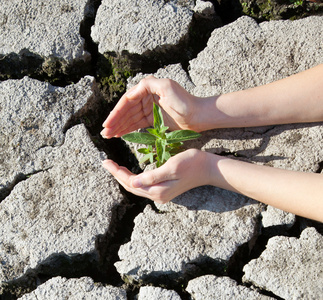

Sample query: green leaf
[122,103,201,167]
[168,142,183,149]
[166,130,201,144]
[122,132,156,145]
[156,139,169,166]
[167,146,183,156]
[153,103,164,131]
[137,148,150,154]
[160,125,169,134]
[155,139,164,165]
[146,128,161,138]
[163,150,171,162]
[153,103,169,135]
[139,153,154,164]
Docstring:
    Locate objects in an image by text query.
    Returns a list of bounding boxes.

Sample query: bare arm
[207,154,323,222]
[101,64,323,136]
[103,150,323,222]
[193,64,323,131]
[102,64,323,222]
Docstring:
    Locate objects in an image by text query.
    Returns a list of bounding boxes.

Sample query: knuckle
[140,75,155,86]
[148,172,158,185]
[161,78,175,89]
[117,166,128,173]
[187,148,200,156]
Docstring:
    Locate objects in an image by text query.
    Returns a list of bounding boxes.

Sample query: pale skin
[101,64,323,222]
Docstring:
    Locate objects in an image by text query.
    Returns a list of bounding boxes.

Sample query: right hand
[101,76,200,138]
[102,149,211,204]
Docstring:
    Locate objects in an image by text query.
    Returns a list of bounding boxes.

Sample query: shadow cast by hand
[186,122,323,166]
[169,122,323,213]
[169,185,259,214]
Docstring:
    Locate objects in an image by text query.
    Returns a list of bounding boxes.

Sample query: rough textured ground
[186,275,275,299]
[243,228,323,299]
[0,76,99,199]
[91,0,195,55]
[0,124,126,283]
[18,277,127,300]
[0,0,91,62]
[0,1,322,299]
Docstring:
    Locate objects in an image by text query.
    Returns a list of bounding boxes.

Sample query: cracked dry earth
[0,0,322,299]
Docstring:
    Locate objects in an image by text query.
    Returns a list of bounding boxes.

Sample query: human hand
[102,149,210,204]
[101,76,201,139]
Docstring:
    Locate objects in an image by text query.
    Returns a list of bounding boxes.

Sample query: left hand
[101,76,201,138]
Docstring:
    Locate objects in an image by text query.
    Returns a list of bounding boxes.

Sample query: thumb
[131,164,175,188]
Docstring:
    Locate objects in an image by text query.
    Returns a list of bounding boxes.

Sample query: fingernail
[132,177,143,188]
[102,160,116,172]
[102,159,110,166]
[100,129,107,138]
[102,159,111,167]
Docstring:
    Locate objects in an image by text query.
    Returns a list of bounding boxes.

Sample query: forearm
[194,64,323,131]
[207,153,323,222]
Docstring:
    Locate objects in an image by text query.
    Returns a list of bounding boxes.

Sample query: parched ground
[0,1,322,299]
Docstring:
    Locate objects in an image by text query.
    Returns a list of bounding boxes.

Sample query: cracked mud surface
[0,1,322,299]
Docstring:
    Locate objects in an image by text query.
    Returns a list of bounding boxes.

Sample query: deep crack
[315,161,323,174]
[0,168,52,203]
[1,1,322,299]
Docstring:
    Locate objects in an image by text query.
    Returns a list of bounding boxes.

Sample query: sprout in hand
[122,103,201,167]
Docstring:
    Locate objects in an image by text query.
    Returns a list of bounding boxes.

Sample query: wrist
[191,93,236,132]
[191,88,271,131]
[206,153,241,193]
[182,149,214,188]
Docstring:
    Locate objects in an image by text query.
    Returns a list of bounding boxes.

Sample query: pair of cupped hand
[101,76,216,203]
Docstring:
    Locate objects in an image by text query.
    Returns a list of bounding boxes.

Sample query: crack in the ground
[0,168,53,203]
[225,215,304,300]
[315,161,323,174]
[1,1,322,299]
[0,183,149,300]
[118,10,222,77]
[0,0,100,87]
[0,251,101,300]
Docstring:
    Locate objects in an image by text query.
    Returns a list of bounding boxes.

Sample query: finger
[109,102,153,137]
[142,181,179,203]
[131,162,178,188]
[102,159,134,180]
[102,94,155,139]
[103,75,167,132]
[102,160,180,203]
[101,112,153,138]
[101,86,140,129]
[109,119,151,138]
[102,159,137,191]
[103,82,151,129]
[102,160,156,198]
[101,106,151,138]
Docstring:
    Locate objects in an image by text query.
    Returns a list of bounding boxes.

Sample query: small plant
[122,103,201,167]
[289,0,303,5]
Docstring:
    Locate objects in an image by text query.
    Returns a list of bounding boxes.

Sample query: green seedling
[122,103,201,167]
